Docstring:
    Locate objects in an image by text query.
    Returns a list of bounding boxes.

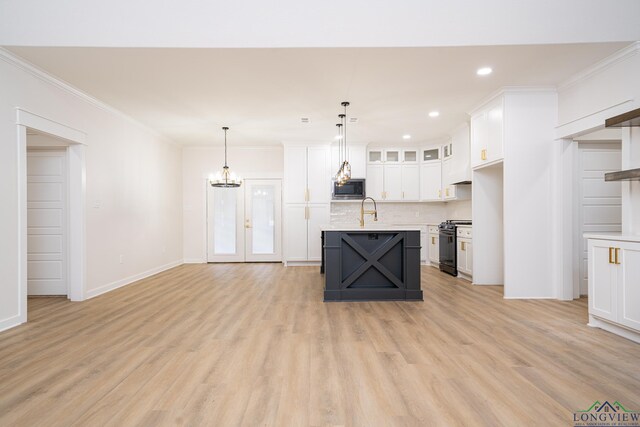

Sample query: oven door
[332,179,365,200]
[438,229,457,275]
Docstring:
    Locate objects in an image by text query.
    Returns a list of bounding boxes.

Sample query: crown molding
[468,86,557,115]
[558,41,640,91]
[184,144,283,150]
[0,47,179,147]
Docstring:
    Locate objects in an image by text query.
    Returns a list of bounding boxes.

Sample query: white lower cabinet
[428,226,439,265]
[588,238,640,339]
[284,204,329,263]
[456,227,473,279]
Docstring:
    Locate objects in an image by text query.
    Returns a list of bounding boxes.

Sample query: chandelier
[210,126,242,188]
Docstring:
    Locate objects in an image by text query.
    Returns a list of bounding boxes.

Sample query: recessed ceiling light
[477,67,492,76]
[403,134,411,140]
[428,111,440,118]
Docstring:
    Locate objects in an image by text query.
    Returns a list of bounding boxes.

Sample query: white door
[383,164,402,201]
[27,150,67,295]
[578,143,621,295]
[207,184,245,262]
[401,164,420,201]
[367,164,384,200]
[244,180,282,262]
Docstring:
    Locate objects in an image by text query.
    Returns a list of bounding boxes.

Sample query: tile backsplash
[330,199,473,227]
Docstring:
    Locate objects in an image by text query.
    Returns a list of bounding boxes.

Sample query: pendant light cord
[223,127,228,168]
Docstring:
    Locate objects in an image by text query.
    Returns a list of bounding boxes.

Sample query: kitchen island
[321,225,423,301]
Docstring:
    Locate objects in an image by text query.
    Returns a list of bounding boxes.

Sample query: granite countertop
[584,233,640,243]
[320,224,423,232]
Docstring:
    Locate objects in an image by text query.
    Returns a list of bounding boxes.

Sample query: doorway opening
[16,109,87,326]
[206,179,282,262]
[574,138,622,296]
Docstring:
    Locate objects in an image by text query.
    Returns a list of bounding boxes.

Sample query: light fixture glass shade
[210,126,242,188]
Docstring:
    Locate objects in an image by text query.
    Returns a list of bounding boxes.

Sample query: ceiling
[7,43,630,146]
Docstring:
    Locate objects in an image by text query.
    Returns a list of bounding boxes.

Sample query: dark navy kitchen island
[322,227,423,301]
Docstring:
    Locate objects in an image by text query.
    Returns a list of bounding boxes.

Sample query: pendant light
[334,101,352,186]
[210,126,242,188]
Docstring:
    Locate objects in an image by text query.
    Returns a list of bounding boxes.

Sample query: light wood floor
[1,264,639,426]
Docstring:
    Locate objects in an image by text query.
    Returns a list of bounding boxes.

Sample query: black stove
[438,220,471,276]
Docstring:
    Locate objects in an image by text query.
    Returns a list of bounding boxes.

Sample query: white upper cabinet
[368,149,383,163]
[471,96,504,169]
[284,145,331,204]
[366,164,385,200]
[448,123,471,184]
[383,164,402,200]
[332,144,367,179]
[384,149,400,163]
[401,164,420,201]
[420,162,442,201]
[402,149,418,163]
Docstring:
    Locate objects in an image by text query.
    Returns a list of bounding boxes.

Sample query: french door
[207,179,282,262]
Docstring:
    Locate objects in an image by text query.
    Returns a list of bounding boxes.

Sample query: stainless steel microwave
[332,179,365,200]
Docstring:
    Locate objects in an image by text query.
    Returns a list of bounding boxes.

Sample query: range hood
[605,107,640,128]
[604,108,640,181]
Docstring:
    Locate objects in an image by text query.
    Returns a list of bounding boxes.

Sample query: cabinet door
[284,204,308,261]
[450,123,471,184]
[367,164,385,200]
[284,146,307,203]
[487,100,504,163]
[420,232,427,262]
[429,234,439,263]
[384,149,400,163]
[401,164,420,201]
[442,158,456,200]
[470,112,487,169]
[618,243,640,331]
[420,162,442,201]
[466,241,473,276]
[383,164,402,200]
[307,204,330,261]
[588,241,617,322]
[457,240,466,273]
[307,146,331,203]
[348,145,367,179]
[403,149,418,163]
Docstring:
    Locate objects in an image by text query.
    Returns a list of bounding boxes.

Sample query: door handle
[481,149,487,161]
[304,188,309,202]
[245,219,252,228]
[609,247,614,264]
[615,248,621,265]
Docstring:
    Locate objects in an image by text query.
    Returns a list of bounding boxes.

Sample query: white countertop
[584,233,640,243]
[320,224,423,232]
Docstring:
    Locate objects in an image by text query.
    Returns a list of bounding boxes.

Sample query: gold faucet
[360,197,378,227]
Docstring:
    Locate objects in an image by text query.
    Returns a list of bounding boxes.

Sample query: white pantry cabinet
[284,204,330,263]
[284,145,331,204]
[470,97,504,169]
[588,238,640,340]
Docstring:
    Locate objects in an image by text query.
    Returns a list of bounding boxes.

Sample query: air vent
[300,117,311,124]
[349,117,358,123]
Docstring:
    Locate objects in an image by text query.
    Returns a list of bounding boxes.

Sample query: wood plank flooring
[1,264,639,426]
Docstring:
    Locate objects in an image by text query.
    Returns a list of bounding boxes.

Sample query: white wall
[1,0,638,48]
[0,51,183,331]
[503,90,558,298]
[182,146,284,263]
[446,200,472,220]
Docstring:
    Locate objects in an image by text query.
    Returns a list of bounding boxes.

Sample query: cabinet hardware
[245,219,252,229]
[304,188,309,202]
[445,188,450,197]
[615,247,621,265]
[609,247,614,264]
[304,206,309,220]
[402,191,405,199]
[438,189,441,198]
[481,149,487,161]
[431,237,435,245]
[461,241,466,251]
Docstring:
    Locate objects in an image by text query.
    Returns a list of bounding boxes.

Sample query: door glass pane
[404,151,417,162]
[423,148,439,161]
[369,151,382,162]
[213,187,237,254]
[386,151,399,162]
[251,185,275,254]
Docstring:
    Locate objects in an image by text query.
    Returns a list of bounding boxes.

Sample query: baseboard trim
[85,259,183,299]
[284,261,321,267]
[0,314,24,333]
[502,296,557,300]
[588,315,640,344]
[183,258,205,264]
